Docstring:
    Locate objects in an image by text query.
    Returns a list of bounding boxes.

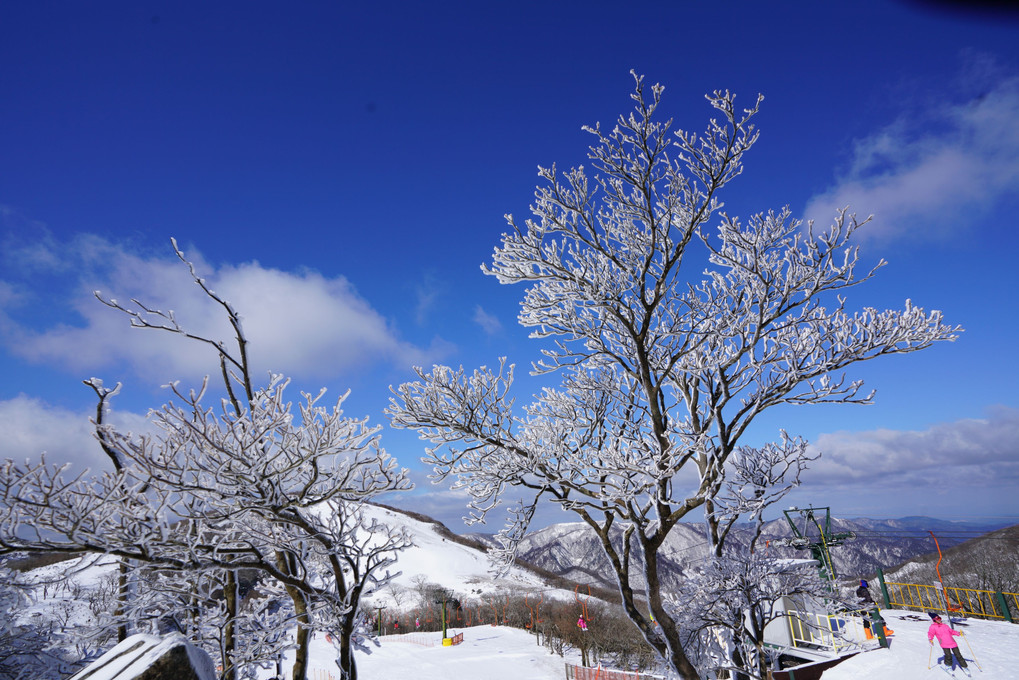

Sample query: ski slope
[256,626,582,680]
[367,505,552,603]
[822,610,1015,679]
[254,611,1018,680]
[246,610,1019,680]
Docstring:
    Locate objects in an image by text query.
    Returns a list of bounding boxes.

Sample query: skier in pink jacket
[927,612,969,675]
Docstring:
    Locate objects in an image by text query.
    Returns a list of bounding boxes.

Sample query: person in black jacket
[857,579,875,637]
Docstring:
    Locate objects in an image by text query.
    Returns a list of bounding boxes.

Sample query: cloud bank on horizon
[789,405,1019,519]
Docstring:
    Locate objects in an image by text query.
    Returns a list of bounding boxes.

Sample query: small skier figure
[576,615,588,632]
[415,617,421,629]
[928,612,970,676]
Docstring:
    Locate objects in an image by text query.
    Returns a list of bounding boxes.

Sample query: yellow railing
[884,582,943,613]
[785,610,854,653]
[1005,592,1019,620]
[885,582,1013,620]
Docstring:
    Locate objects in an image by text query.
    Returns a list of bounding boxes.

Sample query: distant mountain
[882,522,1019,590]
[468,515,1014,589]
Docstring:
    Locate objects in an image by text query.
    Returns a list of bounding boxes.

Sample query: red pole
[929,531,952,622]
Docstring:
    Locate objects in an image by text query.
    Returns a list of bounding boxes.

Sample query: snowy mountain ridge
[466,515,1014,592]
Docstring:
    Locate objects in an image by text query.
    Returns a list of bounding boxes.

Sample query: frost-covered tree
[387,73,960,679]
[668,443,838,679]
[0,566,86,680]
[672,548,827,680]
[0,241,412,680]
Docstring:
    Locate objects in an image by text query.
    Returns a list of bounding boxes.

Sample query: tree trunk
[337,614,357,680]
[642,538,701,680]
[116,561,129,642]
[273,548,312,680]
[587,516,701,680]
[290,591,311,680]
[222,570,238,680]
[270,585,312,680]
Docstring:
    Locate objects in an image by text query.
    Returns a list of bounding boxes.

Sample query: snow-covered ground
[251,611,1019,680]
[256,625,582,680]
[821,610,1015,679]
[367,505,553,603]
[15,552,120,627]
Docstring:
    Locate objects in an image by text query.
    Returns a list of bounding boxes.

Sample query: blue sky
[2,1,1018,532]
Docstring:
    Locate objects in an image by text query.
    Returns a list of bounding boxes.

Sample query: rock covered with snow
[68,633,217,680]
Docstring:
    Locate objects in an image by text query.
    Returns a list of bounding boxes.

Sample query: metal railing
[1003,591,1019,620]
[785,610,855,653]
[884,581,1017,621]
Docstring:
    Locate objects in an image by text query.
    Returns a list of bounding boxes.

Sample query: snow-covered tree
[0,241,412,680]
[0,566,86,680]
[387,73,960,679]
[671,547,829,680]
[666,442,841,679]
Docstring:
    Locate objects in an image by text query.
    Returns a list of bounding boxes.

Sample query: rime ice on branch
[1,241,412,680]
[388,72,960,680]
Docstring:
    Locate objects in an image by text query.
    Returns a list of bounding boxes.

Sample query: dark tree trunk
[641,538,701,680]
[337,614,358,680]
[222,570,238,680]
[277,550,311,680]
[584,515,701,680]
[116,561,129,642]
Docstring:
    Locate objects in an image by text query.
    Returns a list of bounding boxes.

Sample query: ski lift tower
[781,506,855,590]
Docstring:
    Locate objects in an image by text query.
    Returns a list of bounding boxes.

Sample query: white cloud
[803,75,1019,242]
[473,305,503,335]
[1,236,435,385]
[0,395,150,472]
[791,406,1019,517]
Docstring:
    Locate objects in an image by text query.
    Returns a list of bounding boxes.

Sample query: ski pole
[927,642,933,669]
[960,633,982,671]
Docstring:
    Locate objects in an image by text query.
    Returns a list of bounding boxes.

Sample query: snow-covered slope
[513,520,709,590]
[15,552,120,628]
[250,611,1019,680]
[9,503,567,642]
[365,504,559,606]
[821,610,1014,679]
[256,626,583,680]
